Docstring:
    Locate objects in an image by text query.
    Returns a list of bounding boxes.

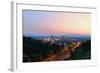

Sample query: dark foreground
[23,36,91,62]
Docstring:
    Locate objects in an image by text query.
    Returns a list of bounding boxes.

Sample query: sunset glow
[23,10,91,36]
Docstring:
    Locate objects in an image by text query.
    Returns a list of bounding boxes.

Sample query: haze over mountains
[24,32,90,38]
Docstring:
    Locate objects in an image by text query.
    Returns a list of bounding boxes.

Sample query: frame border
[11,1,97,71]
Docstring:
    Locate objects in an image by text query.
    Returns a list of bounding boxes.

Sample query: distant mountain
[24,33,90,39]
[64,33,90,38]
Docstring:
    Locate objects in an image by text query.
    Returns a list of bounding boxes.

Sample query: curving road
[43,42,81,61]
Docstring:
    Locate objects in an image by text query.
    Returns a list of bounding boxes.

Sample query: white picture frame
[11,1,97,72]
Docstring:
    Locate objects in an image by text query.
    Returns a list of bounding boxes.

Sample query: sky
[23,10,91,36]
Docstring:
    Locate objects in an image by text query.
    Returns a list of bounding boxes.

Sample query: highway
[43,42,81,61]
[72,42,81,52]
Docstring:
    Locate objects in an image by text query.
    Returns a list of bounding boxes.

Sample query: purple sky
[23,10,91,36]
